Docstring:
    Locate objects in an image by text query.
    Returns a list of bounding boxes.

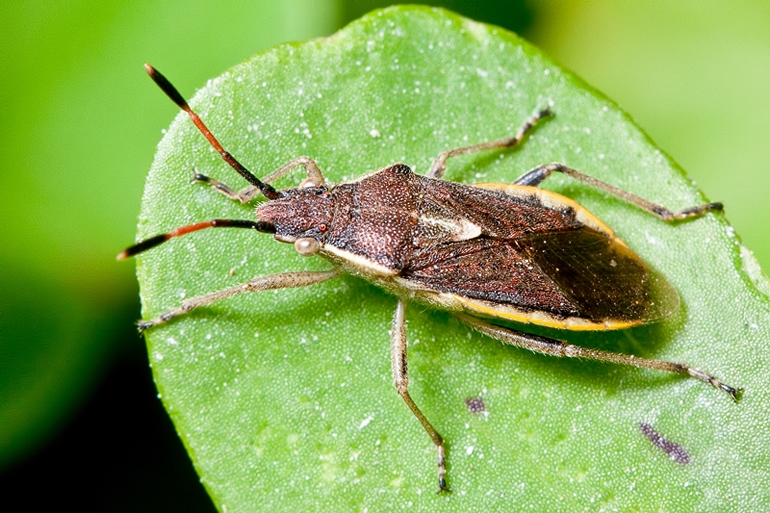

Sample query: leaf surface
[137,6,770,512]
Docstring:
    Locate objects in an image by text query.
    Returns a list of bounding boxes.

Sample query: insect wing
[403,178,679,328]
[516,227,680,324]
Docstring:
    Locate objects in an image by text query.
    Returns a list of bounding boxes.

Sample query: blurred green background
[1,1,767,510]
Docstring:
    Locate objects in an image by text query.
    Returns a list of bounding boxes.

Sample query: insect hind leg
[454,313,742,401]
[514,162,723,221]
[391,299,449,492]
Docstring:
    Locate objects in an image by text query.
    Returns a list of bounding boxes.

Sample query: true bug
[120,64,741,492]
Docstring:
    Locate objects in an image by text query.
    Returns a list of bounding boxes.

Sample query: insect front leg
[454,313,742,401]
[139,269,341,331]
[391,299,449,492]
[193,156,327,203]
[427,107,553,179]
[513,163,723,221]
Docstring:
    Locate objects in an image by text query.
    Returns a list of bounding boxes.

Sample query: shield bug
[120,64,741,492]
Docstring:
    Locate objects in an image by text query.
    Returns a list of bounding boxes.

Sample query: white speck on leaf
[358,414,374,430]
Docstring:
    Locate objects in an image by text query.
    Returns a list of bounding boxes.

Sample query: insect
[120,64,741,492]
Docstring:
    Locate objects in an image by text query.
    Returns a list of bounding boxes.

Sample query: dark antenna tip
[144,63,189,109]
[117,234,170,260]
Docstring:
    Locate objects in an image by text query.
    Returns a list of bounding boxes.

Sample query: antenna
[117,219,275,260]
[145,64,280,200]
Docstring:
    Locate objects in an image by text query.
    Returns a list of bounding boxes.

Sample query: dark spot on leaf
[639,422,691,464]
[465,397,486,413]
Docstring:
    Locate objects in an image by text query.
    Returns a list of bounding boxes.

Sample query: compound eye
[294,237,320,256]
[299,177,322,189]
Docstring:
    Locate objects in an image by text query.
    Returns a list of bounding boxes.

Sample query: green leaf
[135,6,770,512]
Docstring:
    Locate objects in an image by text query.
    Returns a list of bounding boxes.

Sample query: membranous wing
[401,177,679,328]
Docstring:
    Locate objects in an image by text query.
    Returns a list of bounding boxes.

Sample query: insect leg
[138,269,341,331]
[193,156,326,204]
[454,313,742,401]
[190,171,261,203]
[391,299,449,492]
[427,107,553,179]
[261,156,326,188]
[513,163,723,221]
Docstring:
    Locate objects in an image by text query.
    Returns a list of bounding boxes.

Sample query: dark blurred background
[1,1,767,510]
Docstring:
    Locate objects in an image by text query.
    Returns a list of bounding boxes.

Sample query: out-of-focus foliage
[342,0,534,35]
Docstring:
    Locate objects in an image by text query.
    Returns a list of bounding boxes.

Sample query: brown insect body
[123,65,740,493]
[263,163,677,330]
